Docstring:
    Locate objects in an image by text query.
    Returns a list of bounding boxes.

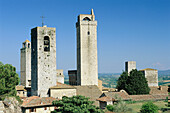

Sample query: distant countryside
[63,70,170,88]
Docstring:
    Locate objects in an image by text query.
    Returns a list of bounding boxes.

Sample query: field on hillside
[126,101,168,113]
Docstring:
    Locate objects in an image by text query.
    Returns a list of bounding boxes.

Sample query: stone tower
[76,9,98,86]
[31,26,56,97]
[125,61,136,73]
[20,40,31,88]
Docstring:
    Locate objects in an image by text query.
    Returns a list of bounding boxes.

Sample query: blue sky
[0,0,170,73]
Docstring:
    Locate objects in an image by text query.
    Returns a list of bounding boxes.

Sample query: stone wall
[125,61,136,74]
[50,89,76,99]
[20,41,31,88]
[76,10,98,86]
[31,26,57,97]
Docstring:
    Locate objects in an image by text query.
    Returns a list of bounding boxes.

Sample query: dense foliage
[116,69,150,95]
[52,95,103,113]
[0,62,19,100]
[140,101,159,113]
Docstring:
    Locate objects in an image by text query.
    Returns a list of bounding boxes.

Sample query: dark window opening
[28,43,30,48]
[88,31,90,35]
[44,36,50,51]
[83,17,91,21]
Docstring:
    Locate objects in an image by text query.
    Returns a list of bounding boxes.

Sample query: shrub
[106,105,114,111]
[140,101,159,113]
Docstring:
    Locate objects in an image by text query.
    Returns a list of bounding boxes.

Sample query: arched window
[83,17,91,21]
[44,36,50,51]
[28,43,30,48]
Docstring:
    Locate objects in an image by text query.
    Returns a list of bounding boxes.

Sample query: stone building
[20,40,31,88]
[140,68,158,87]
[31,26,57,97]
[68,70,77,85]
[69,9,98,86]
[125,61,136,74]
[21,96,56,113]
[56,69,64,84]
[50,82,76,99]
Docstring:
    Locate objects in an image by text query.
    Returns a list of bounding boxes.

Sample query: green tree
[0,63,19,100]
[140,101,159,113]
[116,71,128,91]
[116,69,150,95]
[52,95,103,113]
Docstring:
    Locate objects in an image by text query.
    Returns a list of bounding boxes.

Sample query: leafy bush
[52,95,104,113]
[140,101,159,113]
[106,105,114,111]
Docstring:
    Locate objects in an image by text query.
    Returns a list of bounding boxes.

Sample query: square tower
[20,40,31,88]
[125,61,136,73]
[31,26,56,97]
[76,9,98,86]
[140,68,158,87]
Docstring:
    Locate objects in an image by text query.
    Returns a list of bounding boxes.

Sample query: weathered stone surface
[31,26,57,97]
[20,40,31,88]
[76,9,98,86]
[0,101,5,113]
[56,69,64,84]
[125,61,136,74]
[140,68,158,87]
[2,97,22,113]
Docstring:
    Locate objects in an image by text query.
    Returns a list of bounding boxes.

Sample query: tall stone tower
[125,61,136,73]
[76,9,98,86]
[20,40,31,88]
[31,26,56,97]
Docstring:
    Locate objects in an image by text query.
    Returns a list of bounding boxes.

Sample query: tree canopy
[0,62,19,100]
[52,95,103,113]
[116,69,150,95]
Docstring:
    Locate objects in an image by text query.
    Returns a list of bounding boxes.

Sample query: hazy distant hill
[158,70,170,76]
[17,70,170,78]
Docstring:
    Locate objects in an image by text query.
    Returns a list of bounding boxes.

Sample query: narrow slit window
[44,36,50,51]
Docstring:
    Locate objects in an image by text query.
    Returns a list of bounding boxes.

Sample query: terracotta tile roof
[140,68,157,71]
[50,82,76,89]
[16,85,26,91]
[103,91,131,100]
[21,96,57,107]
[96,96,114,102]
[152,95,170,100]
[149,86,168,95]
[75,85,102,106]
[24,39,30,43]
[129,95,155,101]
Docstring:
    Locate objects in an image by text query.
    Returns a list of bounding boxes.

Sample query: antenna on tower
[40,16,45,27]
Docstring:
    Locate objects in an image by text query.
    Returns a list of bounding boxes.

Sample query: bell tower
[76,9,98,86]
[31,25,56,97]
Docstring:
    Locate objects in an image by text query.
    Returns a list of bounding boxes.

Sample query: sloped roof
[24,39,30,43]
[75,85,102,106]
[129,95,155,101]
[103,91,131,100]
[96,96,114,102]
[21,96,57,107]
[50,82,76,89]
[149,86,168,95]
[16,85,26,91]
[140,68,157,71]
